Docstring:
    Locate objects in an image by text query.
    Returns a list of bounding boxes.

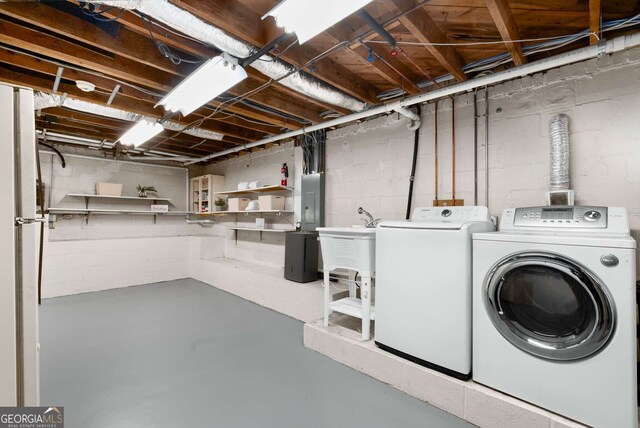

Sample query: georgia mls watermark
[0,407,63,428]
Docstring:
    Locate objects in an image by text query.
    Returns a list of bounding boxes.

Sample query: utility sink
[316,227,376,273]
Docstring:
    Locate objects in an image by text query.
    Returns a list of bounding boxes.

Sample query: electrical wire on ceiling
[139,14,203,65]
[77,3,124,22]
[22,1,640,157]
[142,37,347,151]
[376,13,640,101]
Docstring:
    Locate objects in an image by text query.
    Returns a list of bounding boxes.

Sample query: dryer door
[484,251,615,361]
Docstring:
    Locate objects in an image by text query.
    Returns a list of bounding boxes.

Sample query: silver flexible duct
[85,0,367,112]
[33,92,224,141]
[548,114,570,190]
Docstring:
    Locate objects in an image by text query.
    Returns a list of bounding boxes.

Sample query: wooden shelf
[215,185,293,196]
[67,193,172,202]
[48,208,195,215]
[228,227,294,233]
[209,210,293,215]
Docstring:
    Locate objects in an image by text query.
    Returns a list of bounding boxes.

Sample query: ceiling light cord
[140,15,203,65]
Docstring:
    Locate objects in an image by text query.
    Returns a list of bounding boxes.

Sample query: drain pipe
[473,90,478,205]
[451,97,456,201]
[484,88,489,209]
[434,101,439,202]
[186,33,640,164]
[396,107,421,131]
[405,105,422,219]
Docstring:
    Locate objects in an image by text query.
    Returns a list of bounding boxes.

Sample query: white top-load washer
[473,206,637,428]
[375,206,495,380]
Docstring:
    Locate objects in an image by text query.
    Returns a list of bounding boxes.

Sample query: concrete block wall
[42,153,196,241]
[203,141,295,191]
[43,235,193,298]
[324,47,640,274]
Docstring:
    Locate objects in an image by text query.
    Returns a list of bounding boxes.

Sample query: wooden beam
[0,47,282,136]
[172,0,380,105]
[88,4,350,116]
[590,0,601,45]
[0,17,175,90]
[353,43,422,94]
[385,0,467,81]
[26,2,331,121]
[0,65,263,142]
[0,18,309,130]
[324,27,422,95]
[485,0,526,66]
[0,3,189,75]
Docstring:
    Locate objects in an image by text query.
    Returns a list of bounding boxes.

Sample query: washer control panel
[513,206,608,228]
[412,206,489,221]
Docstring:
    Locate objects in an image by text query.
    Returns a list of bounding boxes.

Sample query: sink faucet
[358,207,381,228]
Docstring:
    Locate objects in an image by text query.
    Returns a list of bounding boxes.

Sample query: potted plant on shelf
[214,198,226,212]
[137,185,157,198]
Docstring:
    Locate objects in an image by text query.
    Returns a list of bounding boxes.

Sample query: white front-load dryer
[375,206,495,380]
[473,206,637,428]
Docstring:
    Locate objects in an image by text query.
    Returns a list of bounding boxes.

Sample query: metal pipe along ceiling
[85,0,367,112]
[186,32,640,164]
[33,92,225,141]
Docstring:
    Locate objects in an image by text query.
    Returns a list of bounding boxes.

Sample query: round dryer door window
[484,252,615,361]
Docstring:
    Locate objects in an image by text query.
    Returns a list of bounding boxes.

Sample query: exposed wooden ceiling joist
[485,0,526,66]
[172,0,381,104]
[590,0,601,45]
[385,0,468,81]
[0,4,323,131]
[0,0,638,161]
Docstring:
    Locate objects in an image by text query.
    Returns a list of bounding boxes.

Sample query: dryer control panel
[512,206,608,228]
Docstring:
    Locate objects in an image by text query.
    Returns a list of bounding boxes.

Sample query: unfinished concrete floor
[40,278,472,428]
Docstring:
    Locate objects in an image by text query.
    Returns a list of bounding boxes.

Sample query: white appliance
[473,206,637,428]
[375,206,495,379]
[0,84,40,405]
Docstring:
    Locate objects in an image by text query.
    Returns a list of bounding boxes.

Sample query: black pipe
[241,32,293,68]
[38,142,66,168]
[359,10,397,48]
[35,140,45,305]
[473,90,478,205]
[405,105,421,220]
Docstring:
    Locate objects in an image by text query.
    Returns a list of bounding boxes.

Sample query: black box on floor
[285,231,319,283]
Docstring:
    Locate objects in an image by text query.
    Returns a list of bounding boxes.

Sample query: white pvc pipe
[187,33,640,165]
[396,107,422,131]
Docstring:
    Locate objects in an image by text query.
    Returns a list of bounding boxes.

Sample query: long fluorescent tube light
[156,53,247,117]
[263,0,373,45]
[119,120,164,147]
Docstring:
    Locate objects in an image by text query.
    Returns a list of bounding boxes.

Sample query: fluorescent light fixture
[119,120,164,147]
[264,0,373,45]
[156,54,247,117]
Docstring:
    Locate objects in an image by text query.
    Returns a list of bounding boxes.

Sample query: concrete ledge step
[192,257,346,323]
[303,320,587,428]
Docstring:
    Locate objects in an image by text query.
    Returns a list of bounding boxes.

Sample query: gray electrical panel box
[301,173,325,231]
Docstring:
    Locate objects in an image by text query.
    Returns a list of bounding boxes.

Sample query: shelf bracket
[84,196,89,209]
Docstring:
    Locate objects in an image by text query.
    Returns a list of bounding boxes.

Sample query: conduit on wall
[186,32,640,164]
[86,0,367,112]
